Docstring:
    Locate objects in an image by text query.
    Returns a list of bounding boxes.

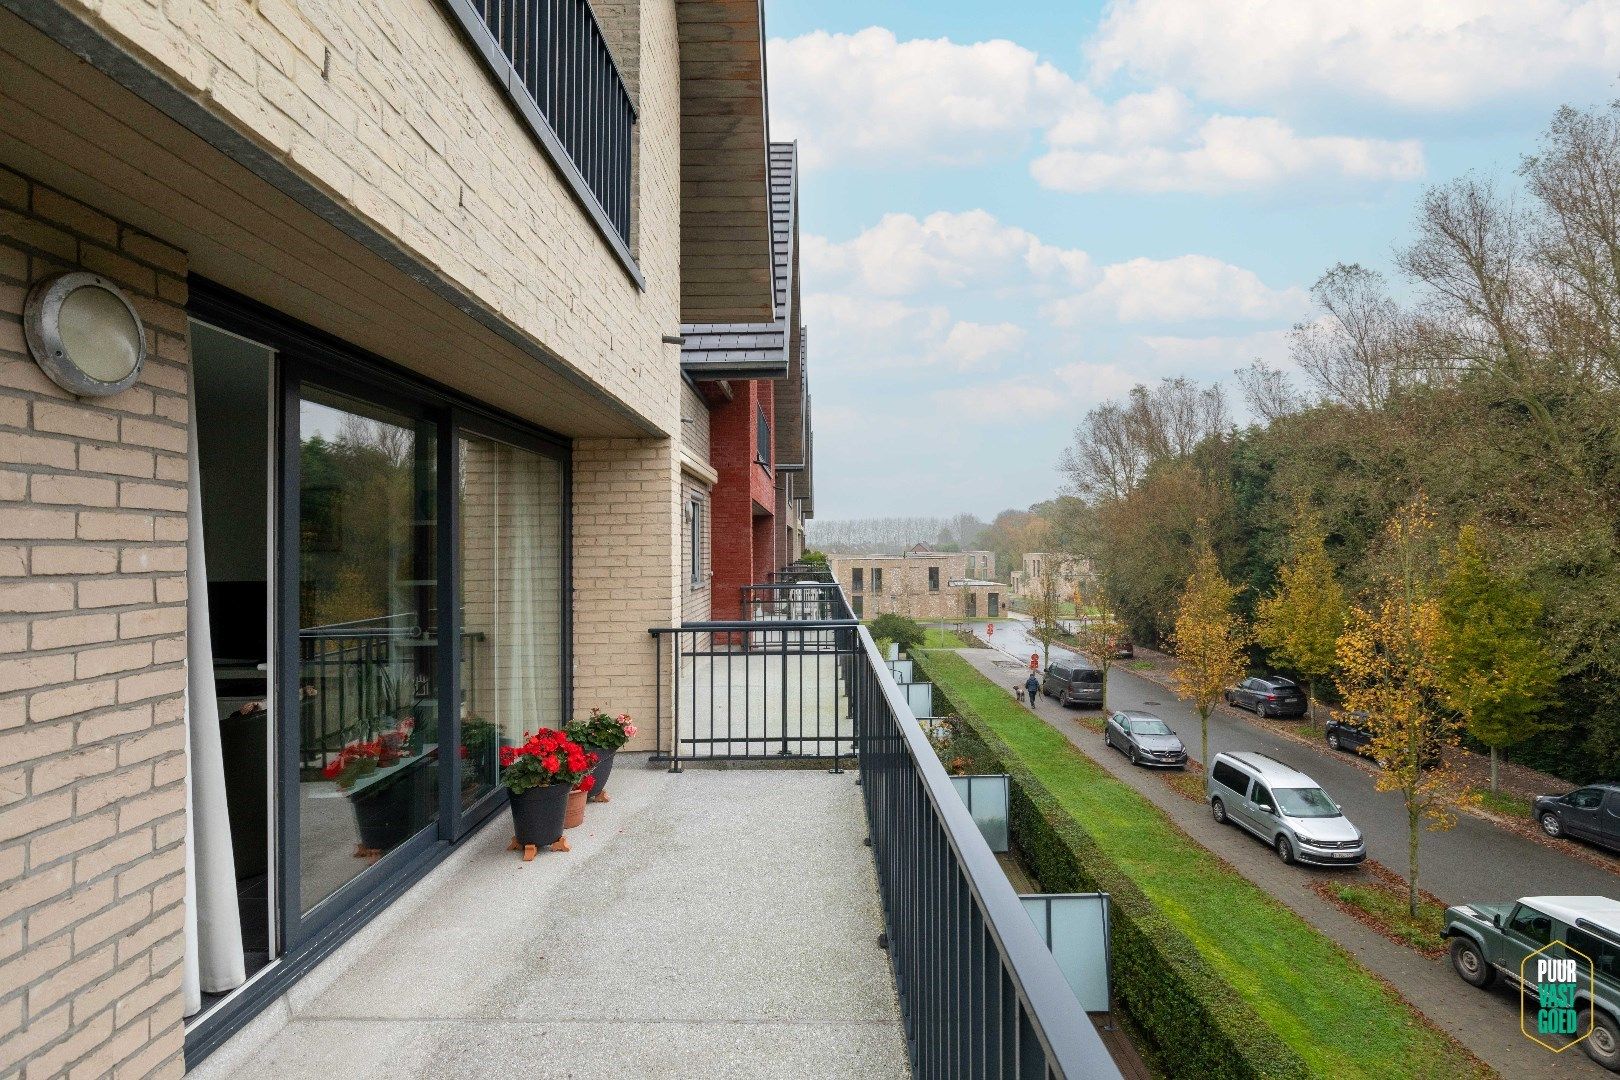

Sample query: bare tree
[1060,378,1228,502]
[1235,359,1303,424]
[1289,264,1414,410]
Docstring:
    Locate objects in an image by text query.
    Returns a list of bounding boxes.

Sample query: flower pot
[564,787,587,829]
[508,784,570,854]
[588,748,617,802]
[350,773,415,857]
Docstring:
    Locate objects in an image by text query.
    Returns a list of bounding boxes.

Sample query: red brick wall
[706,380,777,619]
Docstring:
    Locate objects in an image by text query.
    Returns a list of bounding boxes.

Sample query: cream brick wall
[572,438,679,751]
[829,554,1001,622]
[0,170,188,1079]
[59,0,684,436]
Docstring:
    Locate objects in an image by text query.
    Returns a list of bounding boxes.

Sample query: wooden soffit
[678,0,774,324]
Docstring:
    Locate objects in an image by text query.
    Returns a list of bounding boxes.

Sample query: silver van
[1206,751,1366,866]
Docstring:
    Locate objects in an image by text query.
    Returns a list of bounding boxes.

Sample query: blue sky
[765,0,1620,522]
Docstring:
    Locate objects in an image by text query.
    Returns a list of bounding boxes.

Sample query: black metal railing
[769,561,834,585]
[849,612,1119,1078]
[647,581,1119,1076]
[458,0,635,245]
[741,581,850,621]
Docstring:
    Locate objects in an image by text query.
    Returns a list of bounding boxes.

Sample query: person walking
[1023,671,1040,708]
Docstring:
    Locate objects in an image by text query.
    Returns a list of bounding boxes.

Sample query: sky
[764,0,1620,522]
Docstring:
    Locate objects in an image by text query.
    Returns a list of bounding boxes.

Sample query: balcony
[443,0,637,275]
[200,576,1117,1078]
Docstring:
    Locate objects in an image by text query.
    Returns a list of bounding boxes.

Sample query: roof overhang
[678,0,775,324]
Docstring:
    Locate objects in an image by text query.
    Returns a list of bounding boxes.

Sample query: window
[1509,905,1554,946]
[1211,761,1249,794]
[928,566,940,592]
[852,568,863,593]
[755,405,771,468]
[1566,928,1620,979]
[688,499,704,587]
[966,594,977,618]
[872,567,883,592]
[1250,783,1275,812]
[852,595,864,618]
[1570,788,1606,810]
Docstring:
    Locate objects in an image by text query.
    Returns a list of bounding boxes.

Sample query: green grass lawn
[919,627,986,650]
[1472,787,1533,818]
[918,651,1483,1080]
[1326,879,1448,958]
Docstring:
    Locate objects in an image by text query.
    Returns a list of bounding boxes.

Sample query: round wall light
[23,272,147,397]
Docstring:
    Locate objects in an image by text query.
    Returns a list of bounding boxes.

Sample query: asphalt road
[973,617,1620,901]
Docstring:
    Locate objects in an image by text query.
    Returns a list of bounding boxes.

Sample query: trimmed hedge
[933,693,1310,1078]
[914,650,1481,1080]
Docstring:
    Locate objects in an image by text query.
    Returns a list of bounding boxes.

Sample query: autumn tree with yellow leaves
[1335,495,1471,917]
[1255,507,1346,716]
[1170,543,1251,768]
[1073,592,1128,713]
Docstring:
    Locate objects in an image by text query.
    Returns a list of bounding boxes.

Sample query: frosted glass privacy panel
[889,659,914,682]
[1021,893,1111,1013]
[902,682,933,717]
[948,774,1010,853]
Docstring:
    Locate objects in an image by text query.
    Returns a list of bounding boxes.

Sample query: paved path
[194,762,907,1080]
[948,638,1603,1078]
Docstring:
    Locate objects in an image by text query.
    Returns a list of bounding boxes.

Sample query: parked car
[1324,710,1442,769]
[1110,636,1134,660]
[1206,751,1365,865]
[1535,785,1620,854]
[1041,660,1104,709]
[1103,710,1187,768]
[1223,676,1308,718]
[1442,895,1620,1071]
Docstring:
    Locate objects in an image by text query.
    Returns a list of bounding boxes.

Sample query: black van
[1041,660,1104,709]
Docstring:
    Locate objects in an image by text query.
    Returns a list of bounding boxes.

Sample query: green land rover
[1442,895,1620,1070]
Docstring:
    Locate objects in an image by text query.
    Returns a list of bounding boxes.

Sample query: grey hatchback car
[1103,710,1187,768]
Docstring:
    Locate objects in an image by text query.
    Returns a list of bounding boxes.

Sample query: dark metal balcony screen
[463,0,634,245]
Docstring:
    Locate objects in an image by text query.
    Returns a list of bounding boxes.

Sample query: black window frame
[928,566,940,592]
[852,568,864,593]
[755,404,771,468]
[872,567,883,592]
[183,278,573,1064]
[1211,760,1251,796]
[688,497,704,588]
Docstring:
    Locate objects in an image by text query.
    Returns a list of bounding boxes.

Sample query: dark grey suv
[1223,676,1308,718]
[1535,785,1620,854]
[1041,660,1104,708]
[1103,710,1187,768]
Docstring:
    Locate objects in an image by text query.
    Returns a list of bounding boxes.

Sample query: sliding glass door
[456,427,567,815]
[294,387,441,914]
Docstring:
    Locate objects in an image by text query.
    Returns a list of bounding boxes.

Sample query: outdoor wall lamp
[23,272,147,397]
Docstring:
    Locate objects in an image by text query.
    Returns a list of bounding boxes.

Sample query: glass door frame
[189,280,573,960]
[447,409,573,836]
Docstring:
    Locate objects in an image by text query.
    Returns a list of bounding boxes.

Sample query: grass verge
[1162,760,1205,802]
[1471,787,1532,819]
[920,627,986,650]
[1311,861,1448,959]
[916,649,1487,1080]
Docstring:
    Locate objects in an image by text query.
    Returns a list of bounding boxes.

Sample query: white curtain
[183,365,246,1016]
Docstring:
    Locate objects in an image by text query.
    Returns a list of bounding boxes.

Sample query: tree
[1028,554,1066,670]
[1438,524,1560,790]
[868,613,925,655]
[1169,543,1251,767]
[1073,593,1127,713]
[1335,496,1468,917]
[1060,378,1228,502]
[1289,264,1416,411]
[1255,508,1346,714]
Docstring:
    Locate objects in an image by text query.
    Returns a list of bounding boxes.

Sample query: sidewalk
[945,645,1601,1078]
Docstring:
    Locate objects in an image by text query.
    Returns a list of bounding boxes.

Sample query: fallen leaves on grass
[1311,860,1448,959]
[1162,761,1206,803]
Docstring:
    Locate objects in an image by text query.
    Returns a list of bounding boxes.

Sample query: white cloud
[1132,329,1295,379]
[938,322,1027,369]
[804,294,1019,373]
[767,28,1084,168]
[769,27,1431,194]
[1032,115,1424,195]
[932,362,1138,422]
[1045,255,1308,325]
[805,210,1093,297]
[1086,0,1620,113]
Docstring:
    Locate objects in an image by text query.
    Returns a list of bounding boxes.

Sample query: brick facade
[830,553,1004,622]
[706,381,775,621]
[0,171,190,1080]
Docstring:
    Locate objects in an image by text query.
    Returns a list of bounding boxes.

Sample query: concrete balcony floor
[195,759,908,1079]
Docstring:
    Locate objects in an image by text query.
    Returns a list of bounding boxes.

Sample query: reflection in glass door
[296,388,439,913]
[457,434,564,808]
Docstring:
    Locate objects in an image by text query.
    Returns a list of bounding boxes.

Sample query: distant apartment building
[1011,551,1094,600]
[830,549,1004,620]
[0,0,809,1074]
